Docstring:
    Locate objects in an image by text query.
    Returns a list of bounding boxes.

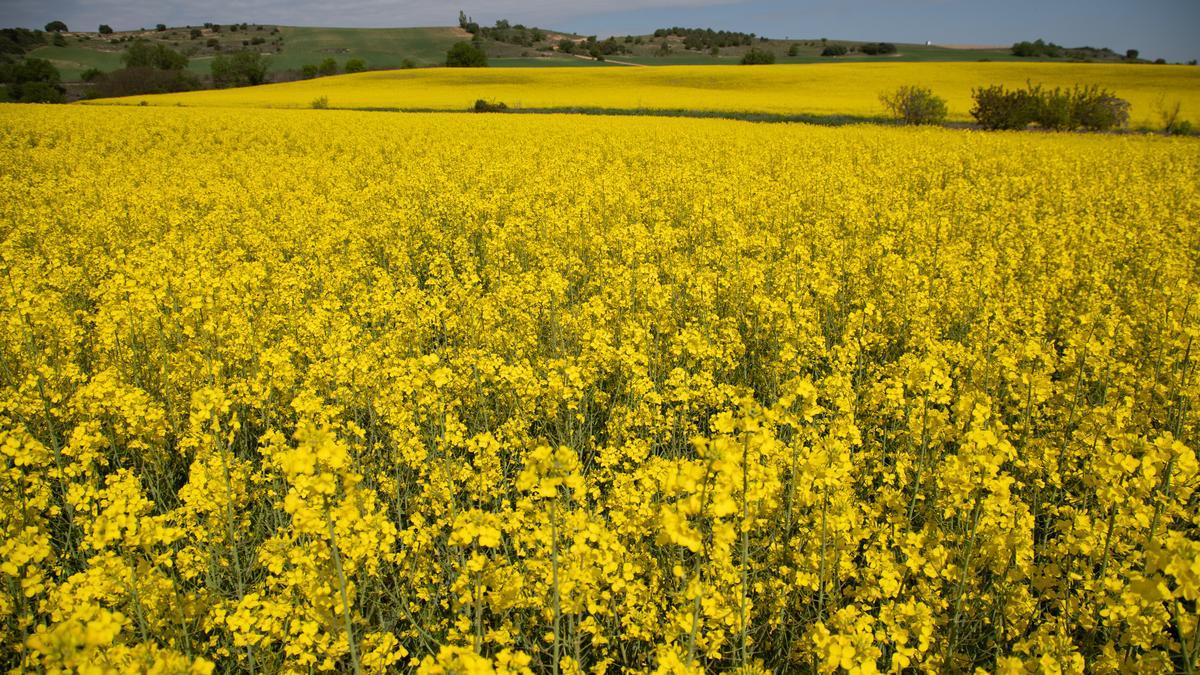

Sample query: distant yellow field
[87,62,1200,126]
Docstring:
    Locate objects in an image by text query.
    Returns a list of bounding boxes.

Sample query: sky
[2,0,1197,63]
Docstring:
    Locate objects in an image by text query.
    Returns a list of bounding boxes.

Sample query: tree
[122,40,188,70]
[211,50,269,87]
[446,41,487,67]
[1125,49,1139,60]
[2,58,64,102]
[344,58,366,73]
[317,58,337,76]
[190,28,202,39]
[156,24,167,32]
[787,43,799,57]
[99,25,114,35]
[44,21,68,33]
[821,44,847,56]
[301,64,319,79]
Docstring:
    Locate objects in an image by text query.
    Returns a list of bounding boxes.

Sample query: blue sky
[3,0,1197,62]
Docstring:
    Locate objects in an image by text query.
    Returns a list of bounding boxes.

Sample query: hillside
[20,23,1152,83]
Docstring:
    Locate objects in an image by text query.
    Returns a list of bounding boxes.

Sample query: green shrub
[122,40,188,70]
[99,25,113,35]
[740,48,775,65]
[446,41,487,67]
[211,51,269,88]
[1070,85,1129,131]
[80,67,104,82]
[310,96,328,109]
[301,64,318,79]
[344,58,366,73]
[860,42,897,55]
[473,99,508,112]
[879,85,948,125]
[971,84,1040,130]
[821,44,847,57]
[317,58,337,76]
[972,83,1130,132]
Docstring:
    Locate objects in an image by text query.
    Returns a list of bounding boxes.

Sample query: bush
[2,58,63,103]
[446,41,487,67]
[156,24,167,32]
[317,58,337,76]
[310,96,328,109]
[740,48,775,65]
[44,21,68,33]
[11,80,64,103]
[1125,49,1139,60]
[787,43,799,57]
[879,85,948,125]
[970,84,1040,130]
[400,58,416,69]
[344,58,366,73]
[81,67,103,82]
[821,44,847,57]
[52,33,66,47]
[1070,85,1130,131]
[860,42,897,55]
[123,40,188,70]
[473,99,508,112]
[99,25,113,35]
[190,28,202,39]
[972,83,1130,132]
[92,67,200,97]
[211,51,269,88]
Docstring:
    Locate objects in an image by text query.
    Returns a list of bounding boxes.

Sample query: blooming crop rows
[87,62,1200,128]
[1,105,1198,674]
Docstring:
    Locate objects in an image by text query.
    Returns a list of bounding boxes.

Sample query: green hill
[19,24,1150,83]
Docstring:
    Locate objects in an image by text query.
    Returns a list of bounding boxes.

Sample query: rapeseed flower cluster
[0,104,1198,673]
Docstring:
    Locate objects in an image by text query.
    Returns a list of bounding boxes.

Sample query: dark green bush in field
[740,48,775,65]
[821,44,848,57]
[80,67,103,81]
[344,58,366,73]
[301,64,318,79]
[211,51,269,87]
[473,99,508,112]
[1070,85,1130,131]
[44,21,68,33]
[99,25,113,35]
[2,58,64,102]
[122,40,188,70]
[971,84,1040,130]
[974,83,1131,131]
[879,85,948,125]
[860,42,897,55]
[92,66,199,97]
[446,41,487,67]
[317,57,338,76]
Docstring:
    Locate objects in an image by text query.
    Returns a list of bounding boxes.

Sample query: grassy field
[90,61,1200,128]
[26,45,125,81]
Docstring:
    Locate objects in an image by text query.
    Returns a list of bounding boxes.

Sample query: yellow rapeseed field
[1,104,1199,674]
[87,62,1200,127]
